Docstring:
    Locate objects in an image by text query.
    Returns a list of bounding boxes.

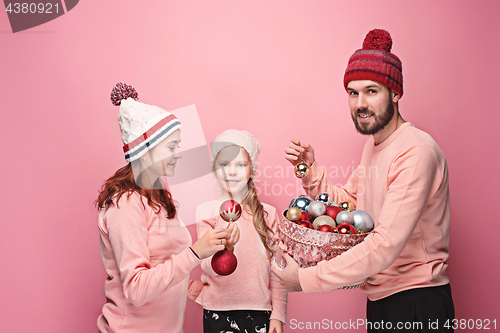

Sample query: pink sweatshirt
[195,200,287,324]
[299,122,451,300]
[97,193,202,333]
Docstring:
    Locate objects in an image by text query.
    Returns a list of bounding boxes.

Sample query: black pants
[366,284,455,332]
[203,309,271,333]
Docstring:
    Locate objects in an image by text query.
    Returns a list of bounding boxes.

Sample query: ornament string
[220,166,233,250]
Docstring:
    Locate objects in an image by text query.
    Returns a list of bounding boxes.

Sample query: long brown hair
[242,178,275,258]
[95,164,177,218]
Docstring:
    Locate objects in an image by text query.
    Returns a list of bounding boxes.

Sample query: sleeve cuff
[298,265,324,293]
[301,161,322,188]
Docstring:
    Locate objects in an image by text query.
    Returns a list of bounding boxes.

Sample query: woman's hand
[225,222,240,251]
[269,319,283,333]
[191,228,228,259]
[284,138,315,167]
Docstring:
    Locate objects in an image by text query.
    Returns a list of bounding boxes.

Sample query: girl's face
[145,129,182,178]
[214,146,252,197]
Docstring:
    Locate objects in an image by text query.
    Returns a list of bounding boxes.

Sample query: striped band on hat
[123,114,181,162]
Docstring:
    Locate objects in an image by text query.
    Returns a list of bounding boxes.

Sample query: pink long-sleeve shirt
[299,122,451,300]
[97,193,202,333]
[195,200,288,324]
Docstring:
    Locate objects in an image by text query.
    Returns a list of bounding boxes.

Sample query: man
[272,29,455,332]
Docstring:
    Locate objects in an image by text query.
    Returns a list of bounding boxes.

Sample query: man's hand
[270,251,302,292]
[284,138,315,167]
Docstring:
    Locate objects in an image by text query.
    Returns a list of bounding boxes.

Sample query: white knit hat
[211,129,261,174]
[110,83,182,162]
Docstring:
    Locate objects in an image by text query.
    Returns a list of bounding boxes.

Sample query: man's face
[347,80,395,135]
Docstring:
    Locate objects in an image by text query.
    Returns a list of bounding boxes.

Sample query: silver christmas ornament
[316,193,329,203]
[336,210,354,225]
[352,210,374,232]
[289,195,313,212]
[307,201,326,218]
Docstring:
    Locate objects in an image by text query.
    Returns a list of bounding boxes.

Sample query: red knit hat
[343,29,403,97]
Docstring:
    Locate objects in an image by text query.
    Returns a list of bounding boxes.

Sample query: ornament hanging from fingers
[294,151,311,178]
[212,165,240,276]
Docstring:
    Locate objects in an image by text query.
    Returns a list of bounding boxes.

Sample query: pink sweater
[97,193,202,333]
[299,122,451,300]
[195,200,287,324]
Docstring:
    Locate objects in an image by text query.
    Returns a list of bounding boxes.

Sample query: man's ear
[392,90,401,103]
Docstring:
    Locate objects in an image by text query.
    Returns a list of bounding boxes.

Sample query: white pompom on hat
[110,83,182,162]
[211,129,261,174]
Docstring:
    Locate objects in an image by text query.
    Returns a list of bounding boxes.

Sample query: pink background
[1,1,499,332]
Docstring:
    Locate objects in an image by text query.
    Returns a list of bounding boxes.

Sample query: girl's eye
[221,163,228,167]
[238,163,245,167]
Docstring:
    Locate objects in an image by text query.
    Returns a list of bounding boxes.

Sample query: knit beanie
[343,29,403,97]
[211,129,261,175]
[110,83,182,162]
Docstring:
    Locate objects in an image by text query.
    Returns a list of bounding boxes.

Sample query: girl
[195,129,287,333]
[96,83,238,333]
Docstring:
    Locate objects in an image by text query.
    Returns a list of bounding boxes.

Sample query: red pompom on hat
[343,29,403,97]
[110,82,138,106]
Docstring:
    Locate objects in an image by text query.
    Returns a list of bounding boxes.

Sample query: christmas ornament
[212,200,241,276]
[316,193,329,203]
[308,201,326,218]
[219,200,242,222]
[301,211,311,222]
[328,201,339,207]
[325,206,343,221]
[336,210,354,225]
[294,161,311,178]
[289,195,313,212]
[317,224,336,233]
[286,207,302,222]
[339,201,355,211]
[297,221,314,229]
[337,223,357,234]
[211,250,238,276]
[352,210,374,232]
[312,215,336,229]
[294,152,311,178]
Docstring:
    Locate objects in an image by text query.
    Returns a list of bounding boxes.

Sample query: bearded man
[273,29,455,332]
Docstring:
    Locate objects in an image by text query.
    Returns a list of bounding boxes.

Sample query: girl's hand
[284,138,315,167]
[191,228,228,259]
[269,319,283,333]
[225,222,240,251]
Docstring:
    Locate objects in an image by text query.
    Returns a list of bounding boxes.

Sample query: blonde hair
[242,178,275,258]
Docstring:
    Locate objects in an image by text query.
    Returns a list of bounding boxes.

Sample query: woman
[95,83,239,333]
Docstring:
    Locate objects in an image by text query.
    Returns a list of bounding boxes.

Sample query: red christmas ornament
[219,200,242,222]
[301,211,311,222]
[297,221,314,229]
[325,206,343,220]
[211,250,237,276]
[337,223,357,234]
[317,224,336,233]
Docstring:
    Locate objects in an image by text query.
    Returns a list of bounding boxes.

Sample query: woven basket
[273,210,369,289]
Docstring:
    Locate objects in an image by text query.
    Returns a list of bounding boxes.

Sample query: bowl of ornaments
[273,193,374,289]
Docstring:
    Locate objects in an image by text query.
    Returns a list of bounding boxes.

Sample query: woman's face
[214,146,252,197]
[145,129,182,178]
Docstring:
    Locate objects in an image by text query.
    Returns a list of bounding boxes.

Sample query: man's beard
[351,98,395,135]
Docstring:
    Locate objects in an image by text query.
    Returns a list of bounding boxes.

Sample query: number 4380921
[444,319,496,330]
[5,3,60,14]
